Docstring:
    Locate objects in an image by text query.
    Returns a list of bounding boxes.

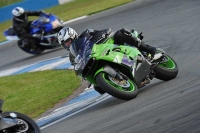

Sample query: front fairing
[71,37,94,75]
[0,111,19,130]
[0,117,18,130]
[30,14,61,34]
[73,37,142,79]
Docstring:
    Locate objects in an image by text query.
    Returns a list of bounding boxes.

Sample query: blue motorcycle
[4,13,63,55]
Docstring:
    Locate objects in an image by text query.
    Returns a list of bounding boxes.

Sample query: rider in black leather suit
[79,28,156,55]
[57,27,157,65]
[12,7,44,49]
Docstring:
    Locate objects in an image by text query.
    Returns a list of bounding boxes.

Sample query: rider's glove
[134,36,142,47]
[74,55,81,64]
[138,32,144,40]
[39,10,51,16]
[45,12,51,16]
[39,10,45,14]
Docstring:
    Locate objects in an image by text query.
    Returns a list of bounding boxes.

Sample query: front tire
[94,85,105,94]
[96,72,138,100]
[154,55,178,81]
[18,40,44,55]
[1,112,41,133]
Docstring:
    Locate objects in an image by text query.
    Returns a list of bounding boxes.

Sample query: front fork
[0,113,18,131]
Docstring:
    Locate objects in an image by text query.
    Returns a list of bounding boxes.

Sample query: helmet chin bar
[14,17,25,22]
[14,14,27,22]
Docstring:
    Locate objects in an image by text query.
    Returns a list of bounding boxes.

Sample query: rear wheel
[96,72,138,100]
[154,55,178,81]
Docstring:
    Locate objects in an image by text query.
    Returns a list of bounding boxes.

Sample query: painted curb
[0,40,11,46]
[0,56,71,77]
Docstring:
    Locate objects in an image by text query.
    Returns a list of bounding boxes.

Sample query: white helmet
[12,7,24,16]
[12,7,27,21]
[57,27,78,49]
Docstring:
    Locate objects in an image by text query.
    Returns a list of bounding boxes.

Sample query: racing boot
[139,42,164,61]
[114,28,156,57]
[29,38,40,52]
[139,42,156,57]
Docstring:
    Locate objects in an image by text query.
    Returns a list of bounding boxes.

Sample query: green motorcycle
[69,31,178,100]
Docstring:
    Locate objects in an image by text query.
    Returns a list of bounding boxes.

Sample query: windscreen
[31,17,50,28]
[70,37,94,71]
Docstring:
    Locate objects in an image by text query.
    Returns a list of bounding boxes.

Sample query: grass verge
[0,0,133,42]
[0,0,22,8]
[0,70,81,118]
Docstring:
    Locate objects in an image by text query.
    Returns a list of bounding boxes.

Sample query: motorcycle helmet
[12,7,27,22]
[57,27,78,50]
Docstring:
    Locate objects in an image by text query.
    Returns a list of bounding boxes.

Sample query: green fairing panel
[91,38,141,63]
[92,38,140,73]
[86,75,97,84]
[86,37,142,84]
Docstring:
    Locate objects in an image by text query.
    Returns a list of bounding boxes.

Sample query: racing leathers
[12,11,44,48]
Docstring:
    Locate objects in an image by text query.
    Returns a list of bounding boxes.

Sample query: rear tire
[96,72,138,100]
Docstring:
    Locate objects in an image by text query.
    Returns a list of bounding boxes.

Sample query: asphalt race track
[1,0,200,132]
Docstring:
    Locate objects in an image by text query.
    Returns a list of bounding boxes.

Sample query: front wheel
[1,112,41,133]
[18,40,44,55]
[96,72,138,100]
[94,85,105,94]
[154,54,178,81]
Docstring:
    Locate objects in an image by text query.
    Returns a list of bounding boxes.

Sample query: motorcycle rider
[12,7,45,51]
[57,27,157,64]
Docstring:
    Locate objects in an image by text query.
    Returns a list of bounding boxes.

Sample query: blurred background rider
[12,7,45,51]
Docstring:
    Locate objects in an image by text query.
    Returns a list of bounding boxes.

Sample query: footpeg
[139,79,150,88]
